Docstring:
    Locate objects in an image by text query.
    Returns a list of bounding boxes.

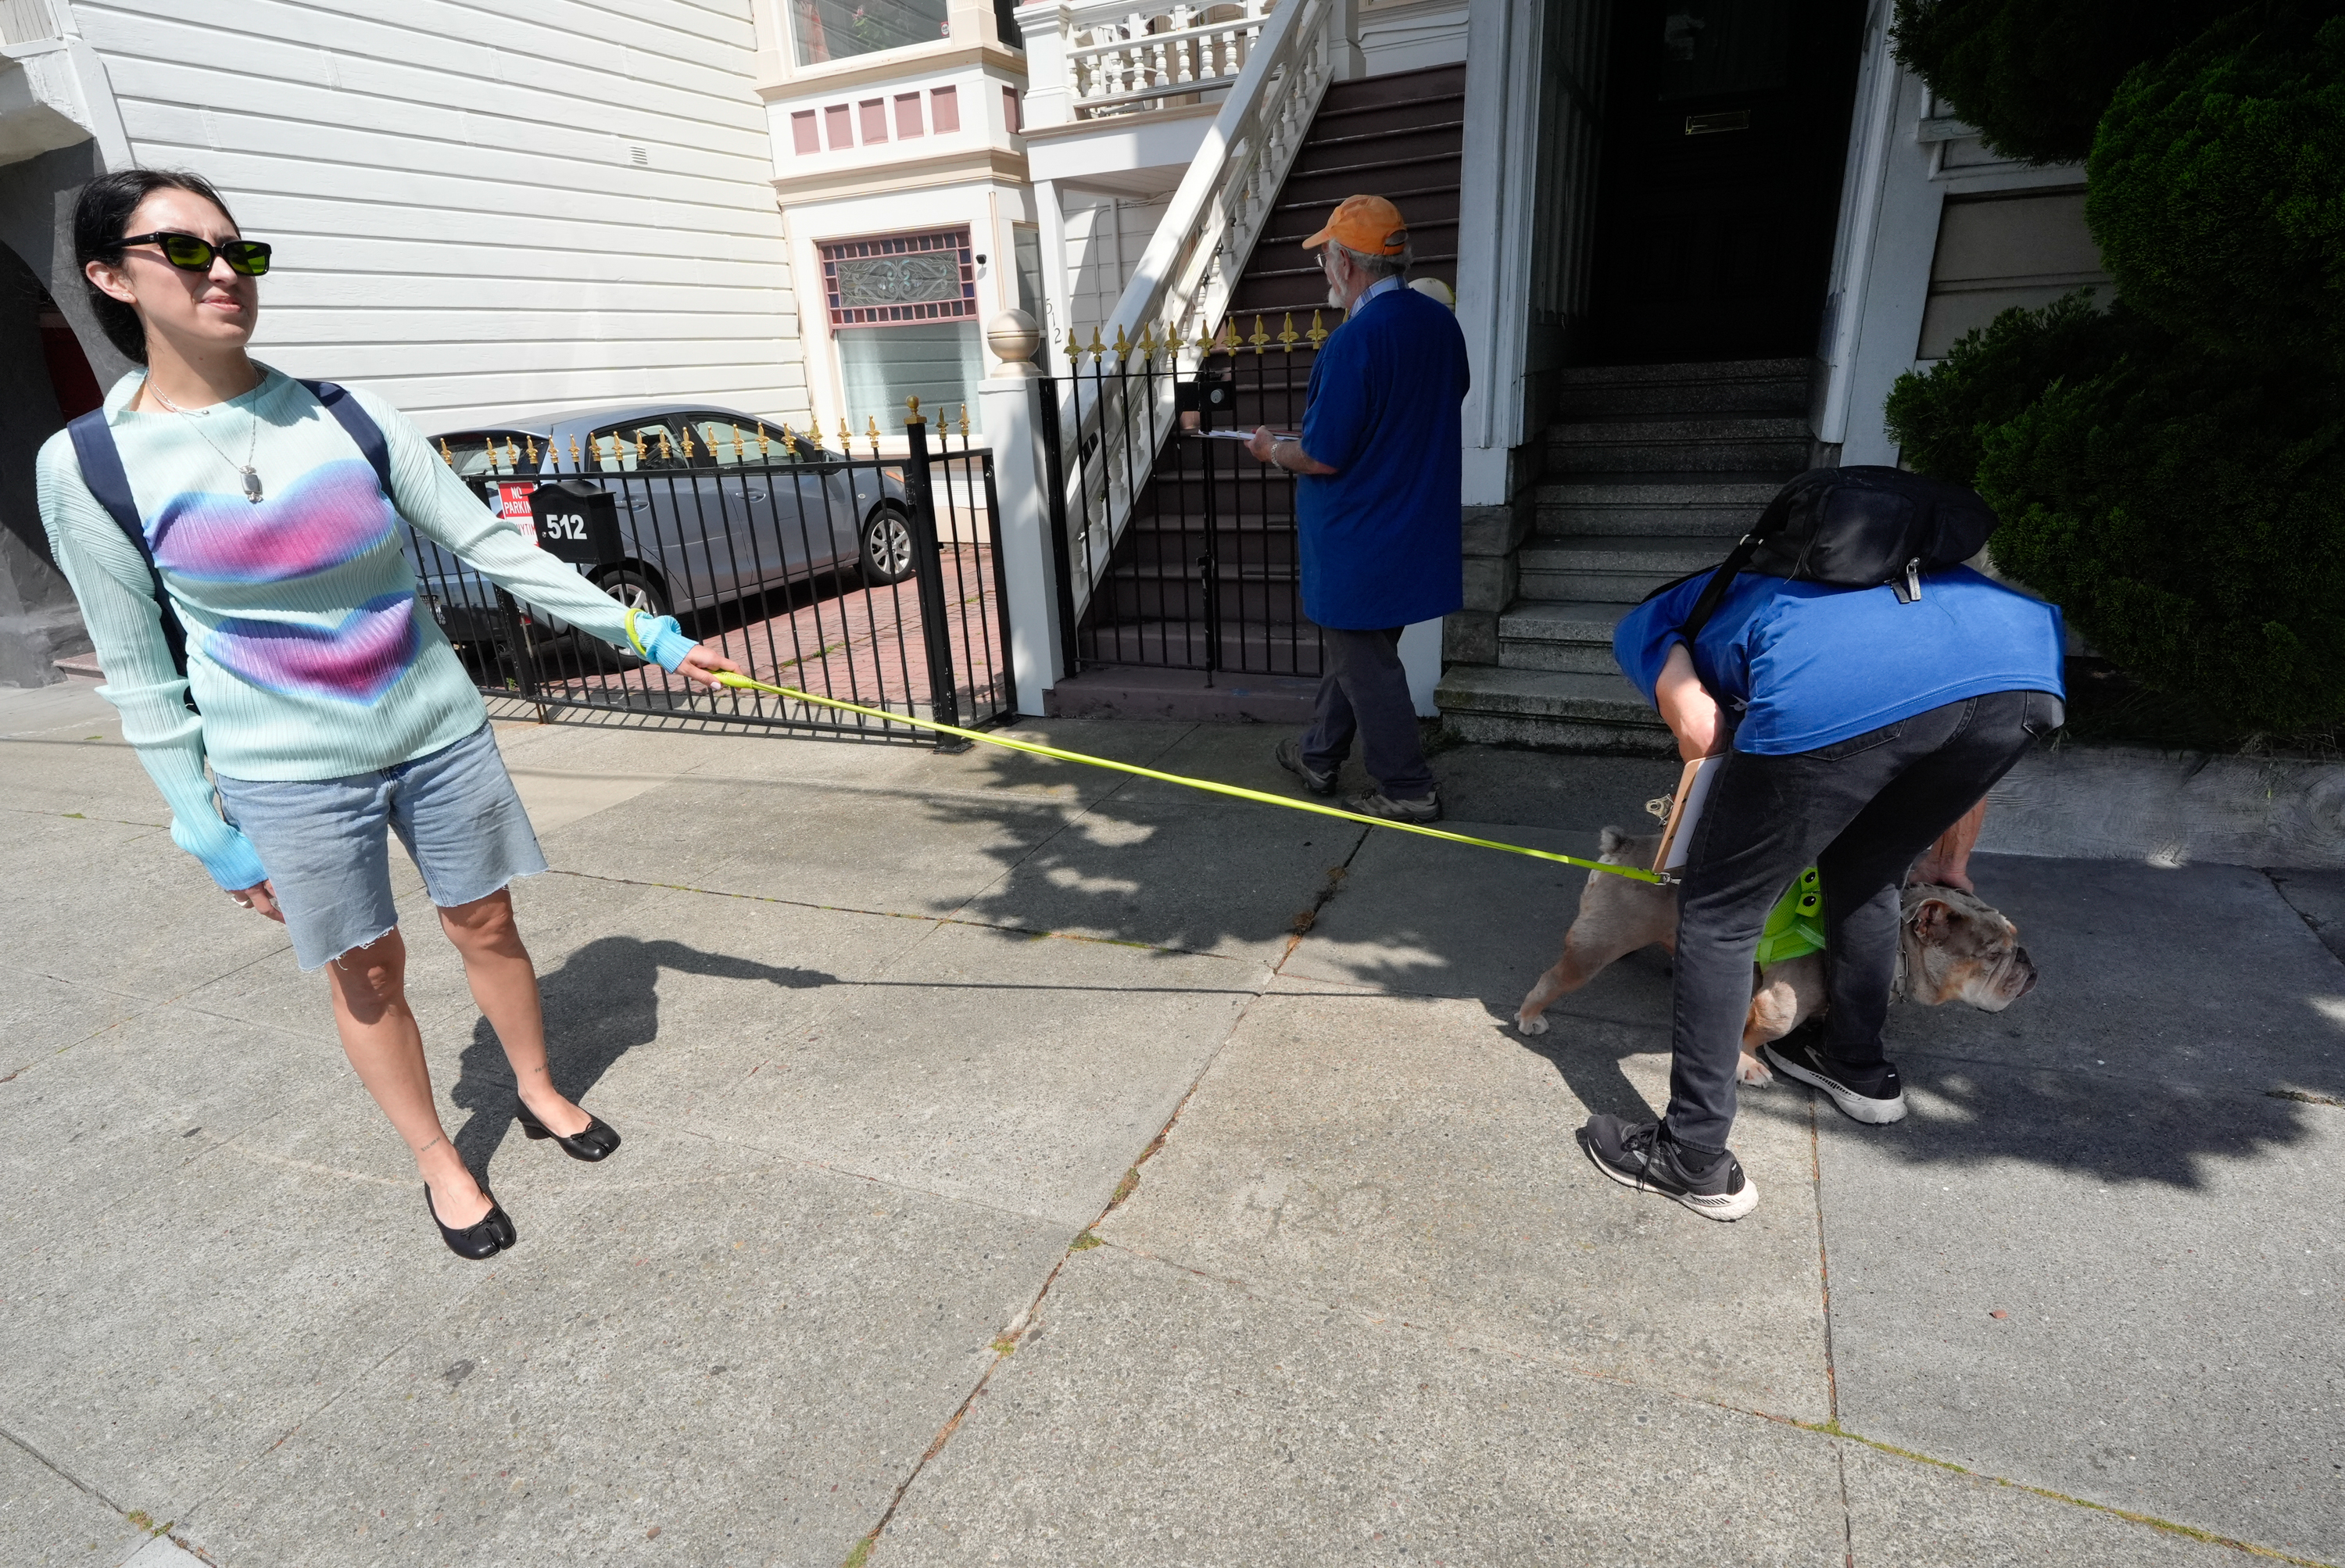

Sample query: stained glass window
[821,227,979,328]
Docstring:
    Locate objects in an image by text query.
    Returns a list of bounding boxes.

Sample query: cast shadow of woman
[448,934,832,1177]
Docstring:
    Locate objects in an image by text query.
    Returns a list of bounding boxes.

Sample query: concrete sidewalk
[2,679,2338,1567]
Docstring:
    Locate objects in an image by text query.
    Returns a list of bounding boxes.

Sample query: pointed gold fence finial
[569,434,582,467]
[657,430,674,461]
[504,436,521,469]
[1306,309,1329,348]
[633,433,647,464]
[524,434,539,464]
[439,436,455,466]
[959,403,971,439]
[1087,324,1106,361]
[1137,322,1156,360]
[678,424,695,460]
[1249,314,1270,356]
[838,417,854,453]
[1278,312,1299,352]
[1112,323,1131,362]
[1065,328,1083,364]
[731,424,746,462]
[866,415,881,456]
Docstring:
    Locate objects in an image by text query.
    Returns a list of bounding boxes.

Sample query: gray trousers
[1301,626,1435,798]
[1664,689,2063,1154]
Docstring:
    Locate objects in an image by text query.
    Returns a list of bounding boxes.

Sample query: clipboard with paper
[1649,754,1722,873]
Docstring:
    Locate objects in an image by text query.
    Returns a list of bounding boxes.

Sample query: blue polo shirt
[1295,280,1471,630]
[1613,566,2067,755]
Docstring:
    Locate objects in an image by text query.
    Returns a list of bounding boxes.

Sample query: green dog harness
[1756,867,1827,965]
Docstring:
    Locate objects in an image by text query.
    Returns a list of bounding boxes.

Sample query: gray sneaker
[1345,787,1441,824]
[1274,737,1336,797]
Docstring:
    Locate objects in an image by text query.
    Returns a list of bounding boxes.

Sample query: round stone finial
[986,309,1044,378]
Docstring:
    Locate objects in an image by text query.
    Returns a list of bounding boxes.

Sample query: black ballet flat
[425,1183,515,1260]
[515,1100,621,1162]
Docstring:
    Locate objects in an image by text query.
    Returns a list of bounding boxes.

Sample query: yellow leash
[625,612,1674,885]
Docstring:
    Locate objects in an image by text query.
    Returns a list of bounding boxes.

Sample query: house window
[859,98,890,143]
[895,92,925,138]
[825,102,854,148]
[1002,84,1021,134]
[789,0,949,66]
[822,227,984,429]
[791,110,820,156]
[930,84,959,133]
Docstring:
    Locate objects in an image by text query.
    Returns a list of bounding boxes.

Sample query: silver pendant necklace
[152,382,264,503]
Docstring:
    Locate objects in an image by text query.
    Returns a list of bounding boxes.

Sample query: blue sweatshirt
[1613,566,2067,755]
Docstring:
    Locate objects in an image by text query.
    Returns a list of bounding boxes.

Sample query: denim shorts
[214,722,548,970]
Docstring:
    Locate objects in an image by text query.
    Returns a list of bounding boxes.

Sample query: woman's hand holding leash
[676,644,742,689]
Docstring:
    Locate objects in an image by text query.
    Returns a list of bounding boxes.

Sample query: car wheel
[861,505,918,585]
[593,567,672,667]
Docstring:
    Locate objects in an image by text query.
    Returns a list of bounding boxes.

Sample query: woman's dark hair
[73,168,242,365]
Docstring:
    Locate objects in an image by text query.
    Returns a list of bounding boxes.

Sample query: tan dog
[1515,829,2037,1083]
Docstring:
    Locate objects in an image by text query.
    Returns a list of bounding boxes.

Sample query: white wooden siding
[1060,192,1163,347]
[67,0,807,430]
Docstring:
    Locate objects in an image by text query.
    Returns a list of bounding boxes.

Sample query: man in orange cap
[1248,195,1470,823]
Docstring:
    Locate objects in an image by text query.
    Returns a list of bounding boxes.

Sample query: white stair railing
[1058,0,1344,619]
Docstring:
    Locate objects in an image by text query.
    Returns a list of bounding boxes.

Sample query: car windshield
[435,431,541,476]
[582,415,831,471]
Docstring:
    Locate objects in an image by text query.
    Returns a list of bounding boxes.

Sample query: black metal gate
[407,413,1011,747]
[1044,320,1326,681]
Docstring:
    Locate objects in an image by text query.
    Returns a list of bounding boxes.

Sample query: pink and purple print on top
[149,460,397,583]
[206,592,421,704]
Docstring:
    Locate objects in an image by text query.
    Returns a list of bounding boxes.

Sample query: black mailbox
[528,480,623,566]
[1176,371,1233,418]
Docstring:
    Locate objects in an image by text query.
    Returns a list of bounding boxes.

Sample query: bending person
[1579,539,2065,1222]
[38,169,741,1260]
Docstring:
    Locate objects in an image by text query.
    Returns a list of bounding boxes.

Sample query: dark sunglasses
[118,231,273,277]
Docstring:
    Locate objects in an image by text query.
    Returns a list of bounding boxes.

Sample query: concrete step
[1434,665,1672,754]
[1546,416,1813,474]
[1495,599,1631,674]
[1534,474,1793,540]
[1519,535,1721,602]
[1550,357,1813,419]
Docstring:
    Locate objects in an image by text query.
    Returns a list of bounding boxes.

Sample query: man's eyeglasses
[117,231,273,277]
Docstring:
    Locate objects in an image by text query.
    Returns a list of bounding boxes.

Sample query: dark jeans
[1664,689,2064,1153]
[1301,625,1436,798]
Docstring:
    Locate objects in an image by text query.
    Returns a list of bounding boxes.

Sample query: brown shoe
[1344,788,1441,824]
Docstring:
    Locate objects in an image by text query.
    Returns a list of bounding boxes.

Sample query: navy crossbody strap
[299,379,393,503]
[66,409,194,688]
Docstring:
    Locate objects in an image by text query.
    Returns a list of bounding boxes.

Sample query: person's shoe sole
[1577,1130,1759,1223]
[1763,1042,1909,1125]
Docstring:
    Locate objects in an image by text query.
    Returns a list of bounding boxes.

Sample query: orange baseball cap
[1305,195,1409,256]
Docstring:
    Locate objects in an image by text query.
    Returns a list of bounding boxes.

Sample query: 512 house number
[541,514,592,541]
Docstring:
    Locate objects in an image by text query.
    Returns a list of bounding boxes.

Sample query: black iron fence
[1048,317,1329,681]
[407,413,1011,746]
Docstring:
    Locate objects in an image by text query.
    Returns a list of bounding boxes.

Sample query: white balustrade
[1051,0,1271,120]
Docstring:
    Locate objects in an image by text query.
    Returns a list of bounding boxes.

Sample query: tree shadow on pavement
[449,935,834,1177]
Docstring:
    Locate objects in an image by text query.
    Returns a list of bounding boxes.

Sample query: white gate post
[976,310,1066,717]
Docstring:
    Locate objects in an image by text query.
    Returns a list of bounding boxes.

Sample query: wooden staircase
[1070,62,1466,681]
[1435,359,1818,751]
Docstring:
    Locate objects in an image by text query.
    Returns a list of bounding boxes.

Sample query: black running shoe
[1577,1114,1758,1222]
[1763,1033,1907,1126]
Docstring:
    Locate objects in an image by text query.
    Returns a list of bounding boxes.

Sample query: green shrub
[1890,0,2238,165]
[1891,298,2345,736]
[2088,6,2345,371]
[1881,291,2135,481]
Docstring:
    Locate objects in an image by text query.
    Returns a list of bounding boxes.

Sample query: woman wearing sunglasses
[35,168,743,1259]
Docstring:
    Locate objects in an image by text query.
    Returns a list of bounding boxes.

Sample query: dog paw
[1737,1054,1775,1086]
[1516,1013,1549,1036]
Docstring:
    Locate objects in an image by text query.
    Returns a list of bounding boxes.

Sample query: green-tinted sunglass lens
[223,242,270,277]
[158,234,216,268]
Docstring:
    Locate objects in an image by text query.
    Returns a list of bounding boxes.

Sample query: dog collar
[1755,867,1827,965]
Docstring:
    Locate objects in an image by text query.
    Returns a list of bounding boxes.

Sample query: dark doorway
[1584,0,1867,364]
